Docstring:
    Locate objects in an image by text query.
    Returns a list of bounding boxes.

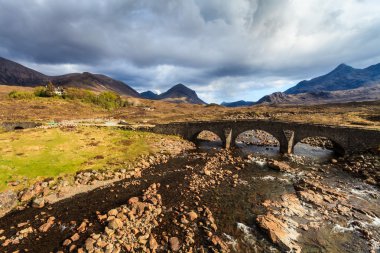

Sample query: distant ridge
[0,57,140,97]
[221,100,255,107]
[140,90,159,100]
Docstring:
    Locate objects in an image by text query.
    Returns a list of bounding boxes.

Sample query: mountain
[285,63,380,94]
[255,92,291,104]
[0,57,140,97]
[140,90,159,99]
[256,85,380,105]
[51,72,140,97]
[140,84,206,104]
[0,57,48,86]
[221,100,255,107]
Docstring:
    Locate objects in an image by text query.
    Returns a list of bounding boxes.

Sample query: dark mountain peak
[333,63,353,71]
[140,90,159,99]
[163,83,198,97]
[172,83,187,89]
[166,83,193,93]
[157,84,206,104]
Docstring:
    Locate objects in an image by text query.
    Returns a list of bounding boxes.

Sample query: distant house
[45,84,65,96]
[54,86,65,96]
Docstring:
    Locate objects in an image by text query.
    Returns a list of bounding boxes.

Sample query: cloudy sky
[1,0,380,103]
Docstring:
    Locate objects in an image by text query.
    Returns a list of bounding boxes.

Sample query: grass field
[0,127,174,192]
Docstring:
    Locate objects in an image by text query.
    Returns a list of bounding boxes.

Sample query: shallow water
[197,140,380,253]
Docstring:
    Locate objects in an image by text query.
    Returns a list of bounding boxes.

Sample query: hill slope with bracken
[0,57,140,97]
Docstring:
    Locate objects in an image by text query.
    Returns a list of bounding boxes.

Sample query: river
[0,139,379,252]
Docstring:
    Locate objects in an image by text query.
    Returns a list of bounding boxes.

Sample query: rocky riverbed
[0,143,379,252]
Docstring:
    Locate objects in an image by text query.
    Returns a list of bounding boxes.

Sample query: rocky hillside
[285,63,380,94]
[0,57,140,97]
[140,84,206,104]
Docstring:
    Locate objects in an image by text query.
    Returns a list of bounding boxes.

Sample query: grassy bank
[0,127,174,192]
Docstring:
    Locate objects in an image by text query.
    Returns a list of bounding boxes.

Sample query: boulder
[0,191,17,214]
[257,213,301,253]
[267,160,295,173]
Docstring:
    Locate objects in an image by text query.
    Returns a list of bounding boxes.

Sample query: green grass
[0,127,164,192]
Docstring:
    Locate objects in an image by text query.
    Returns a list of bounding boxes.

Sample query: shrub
[95,91,123,110]
[63,88,97,103]
[8,90,35,99]
[63,88,125,110]
[34,86,48,97]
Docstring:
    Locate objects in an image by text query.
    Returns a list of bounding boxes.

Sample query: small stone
[32,198,45,208]
[128,197,139,205]
[108,209,118,216]
[77,222,87,233]
[39,216,55,232]
[19,190,35,202]
[69,245,76,252]
[62,239,71,246]
[180,216,189,224]
[70,233,80,242]
[149,235,158,250]
[85,238,95,251]
[169,237,181,251]
[17,222,28,228]
[188,211,198,221]
[108,218,123,230]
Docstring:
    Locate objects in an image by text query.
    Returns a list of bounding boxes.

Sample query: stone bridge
[0,122,42,131]
[151,120,380,155]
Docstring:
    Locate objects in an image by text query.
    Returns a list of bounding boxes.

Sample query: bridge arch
[13,126,24,130]
[232,127,284,149]
[293,135,345,155]
[190,130,224,147]
[235,129,280,146]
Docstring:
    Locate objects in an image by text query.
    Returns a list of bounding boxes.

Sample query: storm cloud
[1,0,380,102]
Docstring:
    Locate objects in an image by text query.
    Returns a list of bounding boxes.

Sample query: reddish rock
[169,237,181,251]
[39,216,55,232]
[128,197,139,205]
[267,160,295,173]
[257,213,301,253]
